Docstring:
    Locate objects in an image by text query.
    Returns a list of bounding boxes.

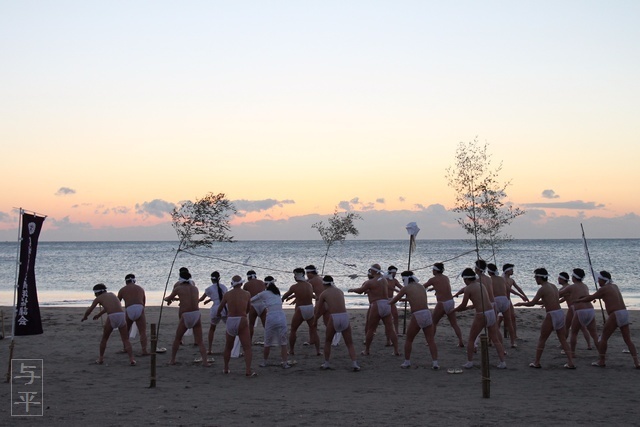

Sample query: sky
[1,1,639,241]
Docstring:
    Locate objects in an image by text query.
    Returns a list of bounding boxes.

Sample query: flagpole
[10,209,23,341]
[581,223,606,323]
[402,236,412,335]
[5,209,22,382]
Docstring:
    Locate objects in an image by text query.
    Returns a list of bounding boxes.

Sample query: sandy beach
[1,305,640,426]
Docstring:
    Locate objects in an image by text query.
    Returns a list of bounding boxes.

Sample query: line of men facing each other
[82,262,640,372]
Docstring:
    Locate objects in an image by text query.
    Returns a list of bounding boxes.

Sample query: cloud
[541,189,560,199]
[522,200,605,210]
[135,199,176,218]
[233,199,295,213]
[338,201,350,210]
[376,198,385,204]
[97,206,131,215]
[55,187,76,196]
[49,216,92,230]
[0,211,12,223]
[399,197,406,202]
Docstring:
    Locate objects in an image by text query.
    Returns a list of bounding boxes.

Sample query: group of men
[82,260,640,373]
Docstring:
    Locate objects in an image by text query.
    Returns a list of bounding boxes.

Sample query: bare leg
[289,310,302,355]
[446,312,465,347]
[382,315,399,355]
[620,325,640,368]
[98,323,114,364]
[170,321,187,365]
[207,324,216,354]
[193,322,211,366]
[223,333,234,373]
[137,314,149,355]
[238,318,253,376]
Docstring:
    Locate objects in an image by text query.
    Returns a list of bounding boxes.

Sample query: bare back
[117,283,146,307]
[425,274,453,302]
[222,287,251,317]
[567,281,594,311]
[285,281,314,306]
[318,286,347,314]
[466,282,492,313]
[479,274,495,302]
[490,275,507,298]
[96,292,125,314]
[534,282,562,312]
[243,278,266,297]
[593,284,626,313]
[400,282,428,312]
[365,277,389,303]
[172,283,201,313]
[307,274,325,299]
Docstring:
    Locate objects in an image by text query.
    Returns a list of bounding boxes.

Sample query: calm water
[1,239,639,308]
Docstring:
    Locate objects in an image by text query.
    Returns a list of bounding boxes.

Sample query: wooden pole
[481,334,490,398]
[0,310,4,339]
[5,340,15,383]
[149,323,157,388]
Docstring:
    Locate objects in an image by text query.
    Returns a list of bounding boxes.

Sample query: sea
[1,239,639,309]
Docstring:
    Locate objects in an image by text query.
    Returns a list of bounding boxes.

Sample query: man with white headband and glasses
[348,264,399,356]
[389,271,439,370]
[282,268,320,356]
[425,263,464,348]
[559,268,600,358]
[454,268,507,369]
[313,275,360,371]
[576,271,640,369]
[515,268,576,369]
[215,275,256,376]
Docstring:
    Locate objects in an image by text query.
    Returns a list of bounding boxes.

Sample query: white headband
[488,267,499,275]
[402,275,418,285]
[572,272,584,280]
[462,273,477,279]
[369,266,381,273]
[322,280,334,286]
[126,278,136,284]
[179,278,193,284]
[597,273,611,284]
[264,278,276,285]
[432,265,442,272]
[231,278,244,287]
[534,274,548,278]
[503,267,513,274]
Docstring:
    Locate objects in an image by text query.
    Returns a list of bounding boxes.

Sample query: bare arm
[81,299,100,321]
[510,281,529,301]
[93,307,107,320]
[388,287,407,305]
[515,289,543,307]
[454,291,470,312]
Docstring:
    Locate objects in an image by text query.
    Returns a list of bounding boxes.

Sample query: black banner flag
[14,212,46,336]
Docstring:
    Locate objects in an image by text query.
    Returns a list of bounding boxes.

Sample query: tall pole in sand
[403,223,420,335]
[5,209,23,383]
[581,224,606,323]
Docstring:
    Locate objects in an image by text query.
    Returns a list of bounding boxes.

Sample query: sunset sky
[1,1,639,241]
